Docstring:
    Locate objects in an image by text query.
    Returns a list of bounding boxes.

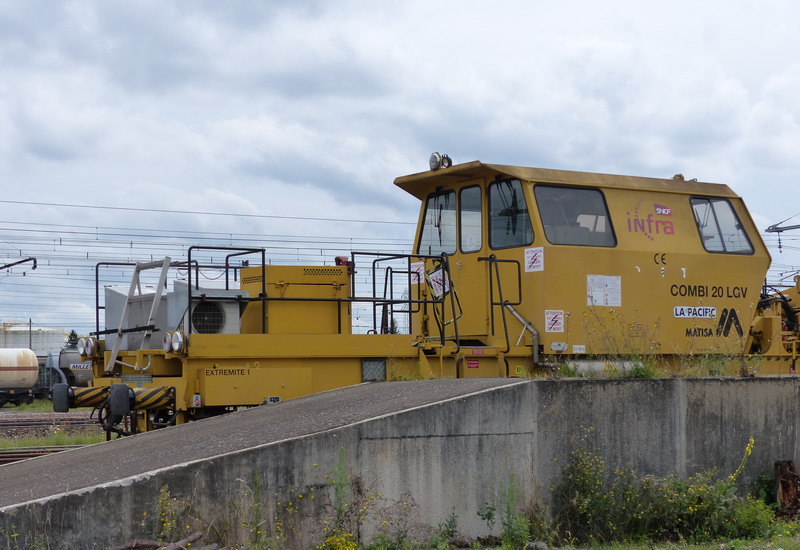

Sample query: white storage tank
[0,348,38,389]
[1,322,66,357]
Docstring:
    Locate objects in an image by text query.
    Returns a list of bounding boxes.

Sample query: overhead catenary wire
[0,213,416,332]
[0,199,417,227]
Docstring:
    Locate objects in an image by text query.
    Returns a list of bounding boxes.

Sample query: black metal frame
[479,254,523,353]
[91,247,465,343]
[349,251,461,348]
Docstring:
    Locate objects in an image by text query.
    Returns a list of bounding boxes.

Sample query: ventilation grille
[241,275,263,285]
[303,267,343,276]
[362,359,386,382]
[191,302,226,334]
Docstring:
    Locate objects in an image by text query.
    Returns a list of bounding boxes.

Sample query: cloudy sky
[2,0,800,335]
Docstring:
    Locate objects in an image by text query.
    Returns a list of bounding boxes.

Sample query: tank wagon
[0,347,90,406]
[45,348,92,387]
[0,348,42,406]
[53,159,799,436]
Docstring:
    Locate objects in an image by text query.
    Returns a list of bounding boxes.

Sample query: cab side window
[460,186,482,253]
[691,197,753,254]
[489,179,533,249]
[534,185,616,246]
[417,190,457,256]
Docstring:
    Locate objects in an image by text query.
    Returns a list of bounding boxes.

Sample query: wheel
[109,384,132,416]
[52,383,71,413]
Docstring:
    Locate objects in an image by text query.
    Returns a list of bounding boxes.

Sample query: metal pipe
[503,303,540,366]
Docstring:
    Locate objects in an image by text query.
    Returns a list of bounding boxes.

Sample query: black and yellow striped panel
[72,387,110,408]
[132,387,173,410]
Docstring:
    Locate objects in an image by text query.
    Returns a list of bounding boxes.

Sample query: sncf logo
[716,308,743,338]
[654,204,672,216]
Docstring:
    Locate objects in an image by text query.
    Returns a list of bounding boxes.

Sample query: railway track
[0,445,84,465]
[0,417,96,431]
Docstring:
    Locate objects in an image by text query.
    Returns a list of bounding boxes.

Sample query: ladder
[105,257,174,373]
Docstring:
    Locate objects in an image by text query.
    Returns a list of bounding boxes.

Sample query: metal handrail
[478,254,523,353]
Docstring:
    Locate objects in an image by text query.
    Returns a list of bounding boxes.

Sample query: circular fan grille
[191,302,226,334]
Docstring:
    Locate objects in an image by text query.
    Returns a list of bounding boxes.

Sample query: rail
[0,418,96,432]
[0,445,85,465]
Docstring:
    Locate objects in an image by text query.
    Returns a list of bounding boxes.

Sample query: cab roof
[393,160,738,200]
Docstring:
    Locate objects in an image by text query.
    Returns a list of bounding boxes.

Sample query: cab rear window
[534,185,616,246]
[691,197,753,254]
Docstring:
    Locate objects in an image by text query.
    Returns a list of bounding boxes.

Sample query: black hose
[761,286,800,332]
[97,398,131,436]
[781,297,799,332]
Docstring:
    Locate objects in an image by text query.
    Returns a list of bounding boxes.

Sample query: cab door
[484,179,534,341]
[449,185,490,340]
[414,185,489,342]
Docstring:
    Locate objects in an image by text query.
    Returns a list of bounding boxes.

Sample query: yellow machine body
[60,160,798,436]
[397,162,770,362]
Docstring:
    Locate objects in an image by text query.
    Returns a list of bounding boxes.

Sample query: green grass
[5,398,56,412]
[2,398,95,413]
[590,539,800,550]
[0,431,104,448]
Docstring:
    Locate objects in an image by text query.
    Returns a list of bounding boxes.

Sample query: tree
[66,329,79,348]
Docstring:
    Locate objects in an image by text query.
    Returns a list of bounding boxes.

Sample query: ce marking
[653,253,667,265]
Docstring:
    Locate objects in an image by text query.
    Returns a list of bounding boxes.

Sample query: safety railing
[92,247,464,343]
[478,254,523,353]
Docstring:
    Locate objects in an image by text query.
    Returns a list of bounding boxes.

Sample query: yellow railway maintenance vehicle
[53,158,800,436]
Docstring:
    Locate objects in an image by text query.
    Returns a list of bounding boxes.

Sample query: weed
[330,447,352,533]
[428,510,459,549]
[498,477,531,549]
[0,527,48,550]
[553,363,580,378]
[621,360,657,379]
[694,353,731,377]
[241,472,272,548]
[524,501,556,546]
[477,503,496,533]
[317,531,360,550]
[556,437,775,544]
[755,474,777,508]
[153,485,188,542]
[477,477,530,550]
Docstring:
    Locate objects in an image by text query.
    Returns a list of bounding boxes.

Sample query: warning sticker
[545,310,565,332]
[525,247,544,272]
[426,267,451,298]
[587,275,622,307]
[410,262,425,284]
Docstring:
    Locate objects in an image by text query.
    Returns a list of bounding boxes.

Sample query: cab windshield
[417,190,456,255]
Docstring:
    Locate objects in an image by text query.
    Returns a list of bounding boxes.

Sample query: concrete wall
[2,378,799,548]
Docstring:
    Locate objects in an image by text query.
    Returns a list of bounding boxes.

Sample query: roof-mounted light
[429,152,453,171]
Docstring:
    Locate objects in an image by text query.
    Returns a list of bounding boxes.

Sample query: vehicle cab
[396,159,770,374]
